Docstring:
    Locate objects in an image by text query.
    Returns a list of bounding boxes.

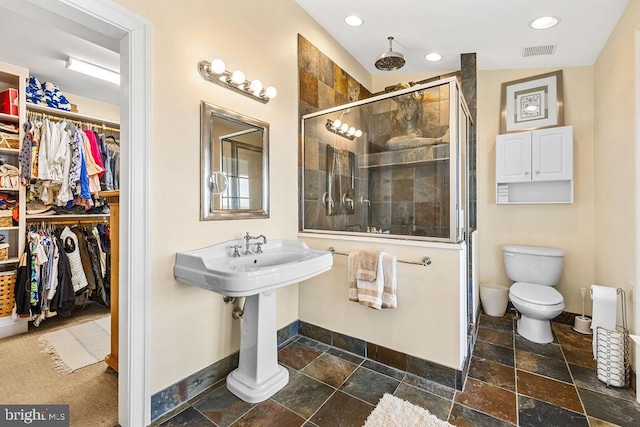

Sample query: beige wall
[477,67,596,316]
[593,0,639,333]
[299,236,465,370]
[113,0,369,393]
[64,92,120,123]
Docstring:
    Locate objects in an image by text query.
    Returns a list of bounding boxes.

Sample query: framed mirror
[201,101,269,220]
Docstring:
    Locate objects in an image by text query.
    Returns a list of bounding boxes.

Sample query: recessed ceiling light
[530,16,560,30]
[344,15,363,27]
[425,53,442,62]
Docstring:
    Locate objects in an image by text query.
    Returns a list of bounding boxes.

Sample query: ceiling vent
[522,43,557,57]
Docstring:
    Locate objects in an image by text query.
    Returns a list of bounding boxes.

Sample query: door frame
[27,0,152,424]
[634,22,640,405]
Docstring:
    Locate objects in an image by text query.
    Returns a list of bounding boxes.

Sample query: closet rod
[328,247,432,266]
[27,111,120,133]
[25,217,109,226]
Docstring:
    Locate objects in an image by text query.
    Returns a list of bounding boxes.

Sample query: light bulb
[355,129,363,138]
[265,86,277,99]
[340,123,349,132]
[231,70,245,85]
[332,119,342,129]
[347,127,356,136]
[210,59,226,74]
[425,53,442,62]
[249,80,263,94]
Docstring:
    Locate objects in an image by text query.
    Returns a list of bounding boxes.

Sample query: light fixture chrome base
[325,119,356,140]
[198,61,271,104]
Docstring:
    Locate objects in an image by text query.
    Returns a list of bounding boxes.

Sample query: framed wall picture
[500,70,564,133]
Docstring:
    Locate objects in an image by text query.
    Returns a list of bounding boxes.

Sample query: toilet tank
[503,245,564,286]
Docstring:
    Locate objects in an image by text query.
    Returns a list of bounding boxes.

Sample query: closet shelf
[0,187,18,192]
[0,226,18,231]
[0,148,19,154]
[26,103,119,129]
[0,257,19,265]
[0,112,19,123]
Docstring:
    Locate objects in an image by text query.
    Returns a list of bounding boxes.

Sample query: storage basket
[595,289,630,388]
[0,270,16,317]
[0,210,12,227]
[0,243,8,261]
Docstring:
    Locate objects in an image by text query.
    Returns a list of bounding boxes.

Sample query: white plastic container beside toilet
[480,283,509,317]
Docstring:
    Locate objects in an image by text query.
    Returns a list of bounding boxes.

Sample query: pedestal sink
[174,239,332,403]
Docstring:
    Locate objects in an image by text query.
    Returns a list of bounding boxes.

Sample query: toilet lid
[510,282,563,305]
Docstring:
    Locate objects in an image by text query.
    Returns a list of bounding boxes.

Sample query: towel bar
[328,247,432,266]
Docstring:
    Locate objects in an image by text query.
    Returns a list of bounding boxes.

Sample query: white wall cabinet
[496,126,573,204]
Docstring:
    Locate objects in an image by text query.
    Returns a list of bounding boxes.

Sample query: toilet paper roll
[590,285,618,357]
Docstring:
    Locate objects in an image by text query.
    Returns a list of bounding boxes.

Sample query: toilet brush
[573,287,593,334]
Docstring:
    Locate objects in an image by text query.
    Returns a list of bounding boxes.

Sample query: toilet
[503,245,565,344]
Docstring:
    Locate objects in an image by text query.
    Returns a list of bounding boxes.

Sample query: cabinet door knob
[524,171,529,175]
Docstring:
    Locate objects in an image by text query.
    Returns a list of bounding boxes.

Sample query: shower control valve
[342,193,354,209]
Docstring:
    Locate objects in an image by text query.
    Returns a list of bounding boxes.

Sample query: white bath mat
[364,393,454,427]
[39,316,110,374]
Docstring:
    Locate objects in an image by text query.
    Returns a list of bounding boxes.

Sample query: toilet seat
[510,282,564,305]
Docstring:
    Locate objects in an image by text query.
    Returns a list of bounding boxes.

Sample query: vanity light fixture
[66,56,120,85]
[326,119,362,140]
[198,59,277,104]
[529,16,560,30]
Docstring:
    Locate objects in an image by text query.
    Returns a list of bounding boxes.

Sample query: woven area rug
[364,394,454,427]
[39,316,110,374]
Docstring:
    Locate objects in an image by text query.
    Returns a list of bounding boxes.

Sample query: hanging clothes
[17,222,110,324]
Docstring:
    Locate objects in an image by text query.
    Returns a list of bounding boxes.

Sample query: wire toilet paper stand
[595,288,630,388]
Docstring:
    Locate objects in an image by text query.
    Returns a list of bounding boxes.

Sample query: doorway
[0,0,150,425]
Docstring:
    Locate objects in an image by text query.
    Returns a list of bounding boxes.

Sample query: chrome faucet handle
[229,245,242,257]
[243,232,254,255]
[254,242,263,253]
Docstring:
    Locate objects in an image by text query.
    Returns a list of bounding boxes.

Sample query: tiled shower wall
[298,34,372,233]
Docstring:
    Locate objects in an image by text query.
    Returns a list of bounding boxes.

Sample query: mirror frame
[200,101,270,220]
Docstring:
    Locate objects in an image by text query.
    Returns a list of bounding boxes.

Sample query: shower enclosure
[301,77,472,243]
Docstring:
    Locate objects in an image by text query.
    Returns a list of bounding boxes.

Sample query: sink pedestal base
[226,291,289,403]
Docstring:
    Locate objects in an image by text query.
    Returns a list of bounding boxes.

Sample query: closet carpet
[0,304,118,427]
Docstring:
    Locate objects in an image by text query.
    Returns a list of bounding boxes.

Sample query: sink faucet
[244,232,267,255]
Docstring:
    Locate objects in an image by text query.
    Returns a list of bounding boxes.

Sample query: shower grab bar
[328,247,432,266]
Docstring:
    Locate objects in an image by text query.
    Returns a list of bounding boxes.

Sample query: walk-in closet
[0,3,122,425]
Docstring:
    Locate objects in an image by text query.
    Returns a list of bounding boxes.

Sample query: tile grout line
[553,323,592,424]
[292,337,459,422]
[513,315,519,427]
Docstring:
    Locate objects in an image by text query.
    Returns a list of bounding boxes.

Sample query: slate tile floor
[159,312,640,426]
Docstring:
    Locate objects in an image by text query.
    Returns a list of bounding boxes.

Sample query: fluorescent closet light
[66,57,120,85]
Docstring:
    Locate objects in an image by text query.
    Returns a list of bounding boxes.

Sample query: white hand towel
[381,253,397,309]
[590,284,618,358]
[356,252,385,309]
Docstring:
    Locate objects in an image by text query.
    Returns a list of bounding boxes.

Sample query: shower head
[375,37,405,71]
